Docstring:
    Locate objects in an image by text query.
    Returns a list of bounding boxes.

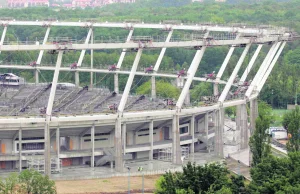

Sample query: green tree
[155,162,244,194]
[249,152,300,194]
[282,106,300,152]
[249,101,272,166]
[19,169,56,194]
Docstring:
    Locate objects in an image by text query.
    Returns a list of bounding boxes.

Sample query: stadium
[0,19,295,177]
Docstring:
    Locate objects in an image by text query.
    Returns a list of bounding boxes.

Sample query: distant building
[72,0,92,8]
[215,0,226,2]
[7,0,49,7]
[192,0,203,2]
[7,0,134,8]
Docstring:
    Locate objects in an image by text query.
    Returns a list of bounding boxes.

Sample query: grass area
[55,175,160,194]
[271,109,290,127]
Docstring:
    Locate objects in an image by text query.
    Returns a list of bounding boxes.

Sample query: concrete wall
[2,139,13,154]
[82,133,112,149]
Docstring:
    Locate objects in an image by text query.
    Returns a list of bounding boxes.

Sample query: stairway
[95,147,132,166]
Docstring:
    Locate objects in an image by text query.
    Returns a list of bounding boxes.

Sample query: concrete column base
[114,119,123,172]
[214,109,224,158]
[172,115,182,165]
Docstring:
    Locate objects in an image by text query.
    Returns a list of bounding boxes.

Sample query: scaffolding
[27,158,62,174]
[157,146,190,162]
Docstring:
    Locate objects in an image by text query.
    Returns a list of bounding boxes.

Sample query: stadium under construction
[0,19,296,177]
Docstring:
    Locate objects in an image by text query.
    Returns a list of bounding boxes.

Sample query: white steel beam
[256,42,286,92]
[0,64,228,84]
[0,37,280,51]
[44,51,63,176]
[90,29,94,88]
[114,29,133,93]
[0,20,287,35]
[0,26,7,54]
[117,29,134,68]
[176,47,207,110]
[153,30,173,71]
[36,27,50,64]
[216,34,240,80]
[77,28,93,67]
[218,44,251,103]
[117,49,142,113]
[239,44,263,83]
[245,42,280,98]
[255,42,281,87]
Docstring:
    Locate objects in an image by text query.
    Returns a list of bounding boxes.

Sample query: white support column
[19,128,22,172]
[90,29,94,88]
[257,42,286,92]
[149,120,154,160]
[153,30,173,71]
[245,42,280,98]
[190,115,195,153]
[75,71,80,87]
[122,123,126,155]
[77,28,93,67]
[240,44,263,83]
[218,44,251,103]
[56,127,60,172]
[0,26,7,54]
[35,69,39,84]
[118,49,143,112]
[172,115,182,164]
[91,125,95,168]
[176,47,207,109]
[36,27,50,64]
[117,29,134,69]
[204,113,209,151]
[115,118,123,172]
[44,51,63,176]
[114,73,119,93]
[114,29,134,94]
[214,34,240,95]
[151,76,156,99]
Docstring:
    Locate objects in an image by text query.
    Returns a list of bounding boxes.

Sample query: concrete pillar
[114,73,119,93]
[114,119,123,172]
[75,71,80,87]
[35,69,39,84]
[172,115,182,164]
[214,109,224,158]
[236,105,241,133]
[91,125,95,168]
[250,99,258,134]
[190,115,195,153]
[149,120,154,160]
[151,76,156,99]
[56,128,60,171]
[204,113,209,151]
[240,104,248,149]
[213,84,218,96]
[19,128,22,172]
[122,123,126,155]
